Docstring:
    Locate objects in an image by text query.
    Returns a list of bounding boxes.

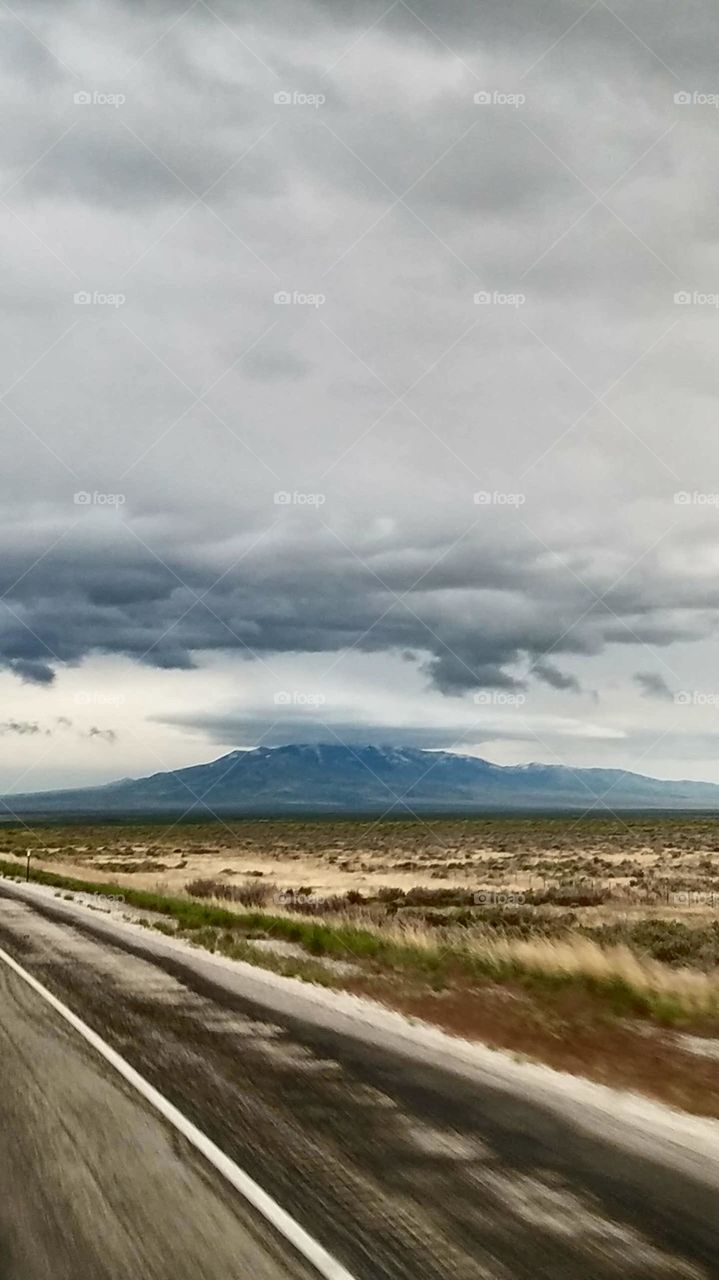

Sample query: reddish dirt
[347,975,719,1119]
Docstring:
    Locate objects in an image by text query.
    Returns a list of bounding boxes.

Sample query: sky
[2,0,719,793]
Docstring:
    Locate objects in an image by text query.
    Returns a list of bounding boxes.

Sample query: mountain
[3,744,719,817]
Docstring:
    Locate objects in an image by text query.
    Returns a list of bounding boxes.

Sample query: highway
[0,881,717,1279]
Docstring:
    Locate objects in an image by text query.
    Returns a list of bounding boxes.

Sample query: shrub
[583,919,719,971]
[185,877,275,907]
[403,885,476,907]
[376,885,405,903]
[279,888,366,915]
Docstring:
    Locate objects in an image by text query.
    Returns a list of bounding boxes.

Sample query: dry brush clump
[184,876,276,907]
[184,878,370,915]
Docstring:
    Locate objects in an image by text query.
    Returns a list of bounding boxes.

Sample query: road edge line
[0,942,356,1280]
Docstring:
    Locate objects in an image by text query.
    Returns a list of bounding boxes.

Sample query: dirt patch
[350,977,719,1120]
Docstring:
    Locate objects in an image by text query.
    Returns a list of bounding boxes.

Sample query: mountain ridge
[2,743,719,816]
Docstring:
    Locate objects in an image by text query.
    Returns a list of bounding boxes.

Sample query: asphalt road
[0,882,717,1280]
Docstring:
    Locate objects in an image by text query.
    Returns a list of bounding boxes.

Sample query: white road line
[0,943,356,1280]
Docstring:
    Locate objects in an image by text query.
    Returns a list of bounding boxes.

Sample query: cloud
[242,346,310,382]
[87,726,117,743]
[533,662,582,693]
[9,659,56,685]
[0,520,709,698]
[634,671,674,701]
[0,720,45,736]
[0,715,116,743]
[0,0,717,782]
[155,712,494,750]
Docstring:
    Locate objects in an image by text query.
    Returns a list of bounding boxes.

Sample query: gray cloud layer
[1,0,718,766]
[0,517,713,696]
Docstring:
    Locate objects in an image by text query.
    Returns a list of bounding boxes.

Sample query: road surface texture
[0,880,717,1280]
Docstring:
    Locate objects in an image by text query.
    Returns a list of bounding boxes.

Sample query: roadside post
[26,850,30,882]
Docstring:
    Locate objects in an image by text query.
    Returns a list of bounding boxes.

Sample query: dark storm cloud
[0,515,712,695]
[9,659,56,686]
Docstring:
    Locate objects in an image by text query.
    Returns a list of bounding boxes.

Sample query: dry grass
[11,853,718,1023]
[327,917,719,1019]
[2,811,718,930]
[169,891,719,1015]
[5,853,719,1116]
[2,811,719,1023]
[472,935,719,1017]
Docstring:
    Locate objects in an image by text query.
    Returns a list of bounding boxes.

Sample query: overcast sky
[2,0,719,792]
